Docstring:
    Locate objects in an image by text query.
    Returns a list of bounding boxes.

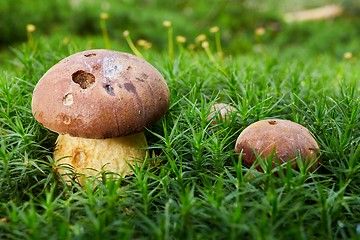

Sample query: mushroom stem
[54,132,148,184]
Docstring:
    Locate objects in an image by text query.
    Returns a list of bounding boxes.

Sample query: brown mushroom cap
[234,119,319,171]
[32,49,170,139]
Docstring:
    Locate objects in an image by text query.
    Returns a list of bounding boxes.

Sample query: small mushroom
[207,103,239,125]
[234,119,319,172]
[32,49,170,184]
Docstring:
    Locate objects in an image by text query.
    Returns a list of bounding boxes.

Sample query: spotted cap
[32,49,170,139]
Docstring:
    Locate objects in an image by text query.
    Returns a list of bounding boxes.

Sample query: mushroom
[32,49,170,184]
[234,119,319,172]
[206,103,239,125]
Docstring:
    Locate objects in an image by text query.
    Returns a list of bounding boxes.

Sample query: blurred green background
[0,0,360,56]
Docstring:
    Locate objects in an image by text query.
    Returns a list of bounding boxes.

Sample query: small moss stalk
[100,12,111,49]
[26,24,36,51]
[123,30,144,59]
[210,26,223,60]
[163,20,174,61]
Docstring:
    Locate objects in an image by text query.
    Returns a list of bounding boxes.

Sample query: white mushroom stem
[54,132,148,185]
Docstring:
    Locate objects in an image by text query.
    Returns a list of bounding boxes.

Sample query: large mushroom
[235,119,319,172]
[32,49,170,184]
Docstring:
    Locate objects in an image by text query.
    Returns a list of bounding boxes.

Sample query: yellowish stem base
[54,132,148,185]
